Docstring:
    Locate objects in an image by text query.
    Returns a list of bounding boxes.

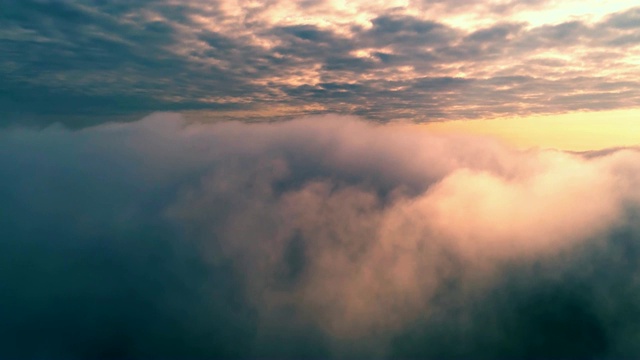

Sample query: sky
[2,1,640,359]
[2,0,640,126]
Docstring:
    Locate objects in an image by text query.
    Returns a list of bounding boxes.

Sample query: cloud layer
[2,113,640,357]
[1,1,640,125]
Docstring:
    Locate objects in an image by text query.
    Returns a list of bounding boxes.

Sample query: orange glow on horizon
[425,108,640,151]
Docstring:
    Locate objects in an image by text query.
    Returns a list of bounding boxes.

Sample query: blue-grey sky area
[1,0,640,125]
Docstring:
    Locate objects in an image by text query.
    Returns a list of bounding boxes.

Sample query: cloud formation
[1,1,639,125]
[2,113,640,357]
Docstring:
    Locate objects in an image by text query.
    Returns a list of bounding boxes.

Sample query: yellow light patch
[425,108,640,151]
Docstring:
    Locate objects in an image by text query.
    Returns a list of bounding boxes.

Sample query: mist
[2,113,640,358]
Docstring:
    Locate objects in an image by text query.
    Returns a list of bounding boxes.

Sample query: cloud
[1,1,639,125]
[2,113,640,357]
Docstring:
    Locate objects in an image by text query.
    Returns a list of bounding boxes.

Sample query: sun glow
[426,108,640,151]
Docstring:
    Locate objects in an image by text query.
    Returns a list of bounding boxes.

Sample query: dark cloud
[466,23,523,42]
[605,7,640,29]
[0,2,639,125]
[2,113,640,357]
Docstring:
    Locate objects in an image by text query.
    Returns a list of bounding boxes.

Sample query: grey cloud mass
[1,1,639,126]
[2,113,640,357]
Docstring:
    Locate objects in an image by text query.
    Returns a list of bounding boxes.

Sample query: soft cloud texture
[2,113,640,357]
[1,1,639,125]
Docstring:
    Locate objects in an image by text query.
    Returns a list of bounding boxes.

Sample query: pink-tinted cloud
[2,113,640,357]
[156,114,640,348]
[2,1,639,124]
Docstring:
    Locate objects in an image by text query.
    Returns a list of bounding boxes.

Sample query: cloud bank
[2,113,640,357]
[1,1,640,125]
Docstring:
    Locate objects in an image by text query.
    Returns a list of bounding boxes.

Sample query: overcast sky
[2,0,639,125]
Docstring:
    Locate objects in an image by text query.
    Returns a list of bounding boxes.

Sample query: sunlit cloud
[1,1,639,125]
[3,1,640,357]
[2,113,640,357]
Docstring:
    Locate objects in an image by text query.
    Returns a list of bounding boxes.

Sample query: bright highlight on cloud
[2,113,640,357]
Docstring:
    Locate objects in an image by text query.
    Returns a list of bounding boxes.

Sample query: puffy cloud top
[2,113,640,357]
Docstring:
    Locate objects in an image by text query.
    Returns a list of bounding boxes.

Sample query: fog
[2,113,640,358]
